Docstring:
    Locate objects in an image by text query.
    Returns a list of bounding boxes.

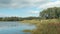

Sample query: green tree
[40,7,60,19]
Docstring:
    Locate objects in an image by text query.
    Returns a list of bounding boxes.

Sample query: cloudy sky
[0,0,60,17]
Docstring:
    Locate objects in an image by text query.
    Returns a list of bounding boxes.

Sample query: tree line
[40,7,60,19]
[0,17,40,21]
[0,7,60,21]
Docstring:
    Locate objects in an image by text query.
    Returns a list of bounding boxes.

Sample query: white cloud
[28,11,39,14]
[0,0,60,9]
[0,13,20,17]
[0,0,52,8]
[38,1,60,9]
[0,13,7,17]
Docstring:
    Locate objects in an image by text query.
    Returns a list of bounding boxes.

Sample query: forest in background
[0,7,60,21]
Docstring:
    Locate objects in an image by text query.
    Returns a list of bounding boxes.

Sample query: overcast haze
[0,0,60,17]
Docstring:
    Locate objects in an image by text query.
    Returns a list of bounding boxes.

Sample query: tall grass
[31,19,60,34]
[22,19,60,34]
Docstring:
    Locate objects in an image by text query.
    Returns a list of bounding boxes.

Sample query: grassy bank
[21,19,60,34]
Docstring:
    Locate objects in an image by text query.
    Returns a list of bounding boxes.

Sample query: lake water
[0,22,36,34]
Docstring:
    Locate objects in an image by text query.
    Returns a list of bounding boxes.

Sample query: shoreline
[21,19,60,34]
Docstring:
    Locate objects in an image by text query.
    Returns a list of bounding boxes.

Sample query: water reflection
[0,22,35,34]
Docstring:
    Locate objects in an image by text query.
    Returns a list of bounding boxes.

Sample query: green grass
[22,19,60,34]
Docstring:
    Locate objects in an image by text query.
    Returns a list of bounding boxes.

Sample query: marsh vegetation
[22,7,60,34]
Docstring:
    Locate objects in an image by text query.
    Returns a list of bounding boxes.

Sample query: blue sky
[0,0,60,17]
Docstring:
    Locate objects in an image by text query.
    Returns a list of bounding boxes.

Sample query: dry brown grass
[22,19,60,34]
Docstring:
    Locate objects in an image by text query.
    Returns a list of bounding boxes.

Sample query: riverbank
[21,19,60,26]
[21,19,60,34]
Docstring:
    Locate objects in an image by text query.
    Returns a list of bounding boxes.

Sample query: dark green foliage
[22,17,40,20]
[0,17,40,21]
[40,7,60,19]
[0,17,21,21]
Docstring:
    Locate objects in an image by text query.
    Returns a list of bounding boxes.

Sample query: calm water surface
[0,22,36,34]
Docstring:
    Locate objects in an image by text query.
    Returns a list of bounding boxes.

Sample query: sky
[0,0,60,17]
